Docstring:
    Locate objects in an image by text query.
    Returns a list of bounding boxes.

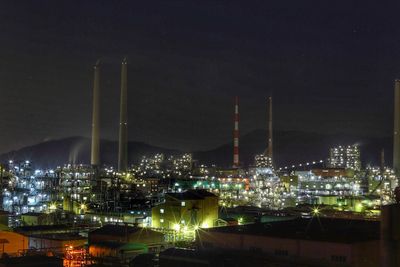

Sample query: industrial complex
[0,62,399,267]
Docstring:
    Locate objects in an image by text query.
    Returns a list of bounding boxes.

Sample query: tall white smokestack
[267,96,273,166]
[394,80,400,177]
[91,60,101,167]
[118,58,128,172]
[233,96,239,168]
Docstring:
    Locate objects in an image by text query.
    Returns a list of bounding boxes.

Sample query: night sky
[0,0,400,153]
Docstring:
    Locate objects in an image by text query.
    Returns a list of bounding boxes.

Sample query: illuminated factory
[328,144,361,171]
[214,96,398,213]
[1,86,398,228]
[1,68,400,267]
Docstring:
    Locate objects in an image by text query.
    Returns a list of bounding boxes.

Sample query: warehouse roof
[166,189,217,200]
[202,217,379,244]
[90,224,160,237]
[90,224,141,236]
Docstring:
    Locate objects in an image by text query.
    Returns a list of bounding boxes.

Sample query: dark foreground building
[160,217,380,267]
[0,255,62,267]
[88,224,166,266]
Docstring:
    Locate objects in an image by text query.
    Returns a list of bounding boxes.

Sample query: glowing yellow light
[312,208,319,215]
[201,222,209,228]
[80,204,86,210]
[49,203,57,211]
[194,225,199,230]
[173,223,181,231]
[355,203,363,212]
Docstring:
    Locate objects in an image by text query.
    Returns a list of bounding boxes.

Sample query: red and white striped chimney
[233,96,240,168]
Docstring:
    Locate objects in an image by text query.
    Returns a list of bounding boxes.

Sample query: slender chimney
[267,97,273,165]
[118,58,128,172]
[394,80,400,177]
[381,148,385,173]
[233,96,239,168]
[91,60,101,167]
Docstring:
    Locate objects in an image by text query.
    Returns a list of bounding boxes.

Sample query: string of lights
[278,160,325,171]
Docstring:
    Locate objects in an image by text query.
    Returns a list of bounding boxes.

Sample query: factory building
[311,168,351,178]
[152,190,218,230]
[20,212,54,226]
[254,154,272,168]
[88,224,165,265]
[28,233,86,253]
[197,218,379,267]
[253,97,274,170]
[89,224,164,246]
[0,255,62,267]
[329,145,361,171]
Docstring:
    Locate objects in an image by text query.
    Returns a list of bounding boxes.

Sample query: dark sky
[0,0,399,153]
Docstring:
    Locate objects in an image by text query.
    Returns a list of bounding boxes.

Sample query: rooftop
[166,189,217,201]
[21,212,47,217]
[90,224,155,236]
[28,233,86,241]
[0,255,62,266]
[202,217,379,244]
[91,241,148,251]
[15,224,70,233]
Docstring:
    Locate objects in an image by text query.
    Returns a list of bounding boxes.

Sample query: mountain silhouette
[0,131,391,169]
